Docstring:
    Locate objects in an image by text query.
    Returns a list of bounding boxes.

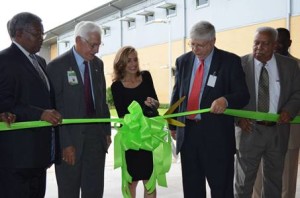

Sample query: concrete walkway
[45,129,185,197]
[45,129,300,197]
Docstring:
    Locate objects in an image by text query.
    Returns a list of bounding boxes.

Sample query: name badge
[67,70,78,85]
[207,74,217,87]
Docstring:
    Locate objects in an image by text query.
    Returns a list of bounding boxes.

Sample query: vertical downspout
[286,0,291,30]
[120,10,123,47]
[183,0,187,53]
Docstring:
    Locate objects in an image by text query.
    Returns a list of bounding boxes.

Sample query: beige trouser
[252,148,299,198]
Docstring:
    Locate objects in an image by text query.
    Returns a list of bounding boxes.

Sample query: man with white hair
[47,21,111,198]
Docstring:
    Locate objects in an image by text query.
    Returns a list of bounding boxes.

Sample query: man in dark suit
[169,21,249,198]
[234,27,300,198]
[47,21,111,198]
[0,12,62,198]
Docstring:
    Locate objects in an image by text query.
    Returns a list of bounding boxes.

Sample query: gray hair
[74,21,102,39]
[255,26,278,42]
[9,12,42,38]
[190,21,216,41]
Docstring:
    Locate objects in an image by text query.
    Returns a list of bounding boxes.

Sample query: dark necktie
[29,54,50,90]
[258,63,269,112]
[84,61,95,116]
[187,59,204,119]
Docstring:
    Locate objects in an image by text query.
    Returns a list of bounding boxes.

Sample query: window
[196,0,209,7]
[166,6,176,16]
[102,26,111,36]
[127,19,136,29]
[137,10,155,23]
[156,2,177,17]
[145,13,155,23]
[120,17,136,29]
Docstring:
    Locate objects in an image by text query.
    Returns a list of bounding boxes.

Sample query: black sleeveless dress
[111,71,158,181]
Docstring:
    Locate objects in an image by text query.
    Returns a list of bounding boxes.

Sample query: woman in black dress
[111,46,159,198]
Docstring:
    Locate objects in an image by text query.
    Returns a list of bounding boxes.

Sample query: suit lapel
[69,51,84,86]
[201,48,220,102]
[182,52,195,98]
[12,44,49,92]
[90,62,101,97]
[90,60,103,114]
[244,55,257,110]
[275,55,285,110]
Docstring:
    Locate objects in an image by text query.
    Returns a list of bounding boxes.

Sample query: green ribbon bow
[114,101,171,198]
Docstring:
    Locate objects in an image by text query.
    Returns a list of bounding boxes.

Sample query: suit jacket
[0,43,55,168]
[46,48,111,163]
[170,48,250,154]
[236,53,300,153]
[287,54,300,149]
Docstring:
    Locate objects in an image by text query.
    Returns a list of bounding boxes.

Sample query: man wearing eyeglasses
[169,20,249,197]
[0,12,62,198]
[47,21,111,198]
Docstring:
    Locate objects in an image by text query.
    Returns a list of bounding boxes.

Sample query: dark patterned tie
[258,63,269,112]
[83,61,95,116]
[29,54,50,90]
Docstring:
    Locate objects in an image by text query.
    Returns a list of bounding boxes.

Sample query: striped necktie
[29,54,50,90]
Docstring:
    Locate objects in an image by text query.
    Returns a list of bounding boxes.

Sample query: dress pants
[0,167,46,198]
[234,124,285,198]
[181,120,234,198]
[55,129,106,198]
[252,148,299,198]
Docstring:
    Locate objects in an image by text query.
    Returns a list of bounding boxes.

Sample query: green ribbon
[2,108,300,131]
[1,105,300,198]
[113,101,171,198]
[0,118,122,131]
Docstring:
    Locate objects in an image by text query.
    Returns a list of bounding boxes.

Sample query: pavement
[45,129,300,197]
[45,129,186,197]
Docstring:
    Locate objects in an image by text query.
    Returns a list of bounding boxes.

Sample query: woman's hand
[144,97,159,109]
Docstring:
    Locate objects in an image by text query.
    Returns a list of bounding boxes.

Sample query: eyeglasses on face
[81,37,104,49]
[23,29,45,39]
[188,40,211,49]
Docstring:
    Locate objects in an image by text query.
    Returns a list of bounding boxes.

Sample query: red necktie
[84,61,95,116]
[187,59,204,119]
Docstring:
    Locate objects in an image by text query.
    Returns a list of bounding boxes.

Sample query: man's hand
[170,130,176,140]
[0,112,16,127]
[210,97,227,114]
[62,146,76,165]
[237,118,253,133]
[41,109,62,126]
[278,110,291,124]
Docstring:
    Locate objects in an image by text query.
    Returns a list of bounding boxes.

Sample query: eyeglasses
[81,37,104,49]
[189,40,211,49]
[23,30,45,39]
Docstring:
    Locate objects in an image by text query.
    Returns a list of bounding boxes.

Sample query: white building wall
[53,0,299,57]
